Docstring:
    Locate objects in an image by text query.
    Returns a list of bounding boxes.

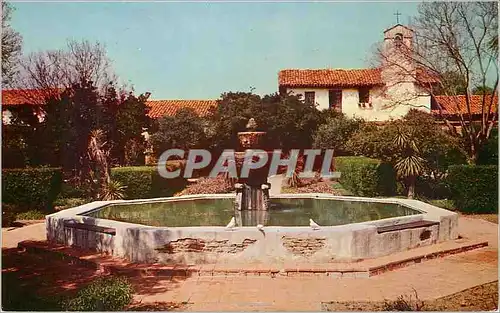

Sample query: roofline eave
[279,83,385,89]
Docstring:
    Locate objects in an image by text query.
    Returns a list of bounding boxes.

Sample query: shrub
[53,198,90,210]
[175,176,234,196]
[335,157,396,197]
[2,206,17,227]
[59,182,91,199]
[100,180,127,200]
[64,276,133,311]
[477,128,498,165]
[428,199,456,211]
[415,176,451,199]
[15,210,46,220]
[2,167,62,209]
[111,166,187,199]
[383,290,424,311]
[446,165,498,213]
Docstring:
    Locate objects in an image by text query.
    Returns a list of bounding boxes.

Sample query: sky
[11,1,420,99]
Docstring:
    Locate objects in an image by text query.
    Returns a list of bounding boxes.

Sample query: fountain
[45,117,459,265]
[234,118,271,212]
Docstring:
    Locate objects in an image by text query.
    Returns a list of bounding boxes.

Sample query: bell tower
[381,23,416,84]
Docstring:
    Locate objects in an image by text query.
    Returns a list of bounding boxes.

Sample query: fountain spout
[234,118,271,211]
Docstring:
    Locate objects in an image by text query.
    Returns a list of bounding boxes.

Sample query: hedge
[111,166,187,199]
[446,165,498,213]
[477,128,498,165]
[335,156,396,197]
[415,176,451,200]
[2,167,62,209]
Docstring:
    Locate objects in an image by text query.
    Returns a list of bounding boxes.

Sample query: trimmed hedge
[446,165,498,213]
[111,166,187,199]
[478,128,498,165]
[2,167,62,209]
[415,176,451,199]
[335,156,396,197]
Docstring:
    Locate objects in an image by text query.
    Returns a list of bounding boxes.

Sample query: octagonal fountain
[46,119,458,265]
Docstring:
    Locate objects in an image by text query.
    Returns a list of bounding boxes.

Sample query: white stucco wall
[286,88,331,110]
[1,108,45,125]
[286,85,431,122]
[2,109,13,125]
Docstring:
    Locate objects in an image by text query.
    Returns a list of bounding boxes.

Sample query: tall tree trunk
[467,143,479,165]
[407,176,416,199]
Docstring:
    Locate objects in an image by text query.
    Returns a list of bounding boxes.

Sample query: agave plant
[286,156,305,188]
[393,130,426,199]
[101,180,127,201]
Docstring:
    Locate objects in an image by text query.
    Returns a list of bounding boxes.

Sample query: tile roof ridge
[280,67,379,71]
[146,99,217,102]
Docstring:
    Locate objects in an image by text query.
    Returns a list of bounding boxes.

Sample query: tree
[1,1,22,86]
[261,93,323,150]
[392,130,425,199]
[376,2,498,164]
[313,114,364,155]
[100,86,151,166]
[206,91,323,151]
[37,80,101,180]
[473,85,495,95]
[87,129,111,196]
[150,108,208,156]
[115,92,151,165]
[347,109,466,197]
[14,39,116,102]
[206,91,263,150]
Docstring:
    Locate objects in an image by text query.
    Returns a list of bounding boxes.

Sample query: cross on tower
[394,10,402,24]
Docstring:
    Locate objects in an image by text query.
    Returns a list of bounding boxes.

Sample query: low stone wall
[46,194,458,264]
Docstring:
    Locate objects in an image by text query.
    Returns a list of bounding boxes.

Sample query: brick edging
[368,241,489,276]
[17,240,488,278]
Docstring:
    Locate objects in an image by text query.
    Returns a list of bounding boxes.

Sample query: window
[328,89,342,111]
[394,33,403,48]
[358,88,370,104]
[304,91,315,105]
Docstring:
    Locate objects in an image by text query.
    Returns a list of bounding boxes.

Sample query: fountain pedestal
[234,118,271,211]
[234,183,270,211]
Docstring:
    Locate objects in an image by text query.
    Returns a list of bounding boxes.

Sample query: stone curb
[368,241,489,276]
[17,240,488,279]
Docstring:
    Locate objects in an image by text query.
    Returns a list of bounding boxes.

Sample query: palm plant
[87,129,111,198]
[393,131,425,199]
[101,180,127,200]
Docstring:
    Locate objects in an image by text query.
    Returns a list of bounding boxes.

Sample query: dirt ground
[322,281,498,311]
[461,213,498,224]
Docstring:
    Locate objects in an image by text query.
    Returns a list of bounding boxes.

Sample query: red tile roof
[279,68,383,88]
[415,68,440,84]
[146,100,218,118]
[2,89,62,106]
[279,67,440,88]
[432,95,498,115]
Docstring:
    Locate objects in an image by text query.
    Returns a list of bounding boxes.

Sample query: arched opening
[394,33,403,48]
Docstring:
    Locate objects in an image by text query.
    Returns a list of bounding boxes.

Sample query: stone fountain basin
[46,194,458,264]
